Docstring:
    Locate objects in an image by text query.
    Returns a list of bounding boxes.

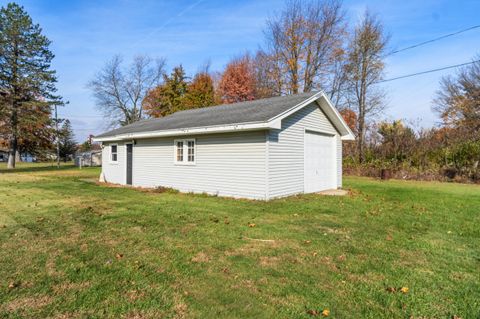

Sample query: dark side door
[126,144,133,185]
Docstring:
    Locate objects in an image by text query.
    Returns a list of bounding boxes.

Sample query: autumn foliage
[339,108,357,134]
[218,55,257,104]
[143,66,217,118]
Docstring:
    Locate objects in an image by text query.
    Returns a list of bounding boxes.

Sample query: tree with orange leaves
[218,55,257,104]
[339,108,357,135]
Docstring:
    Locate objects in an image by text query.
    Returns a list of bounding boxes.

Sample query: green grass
[0,163,479,318]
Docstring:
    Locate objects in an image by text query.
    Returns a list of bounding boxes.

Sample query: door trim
[125,143,133,185]
[303,129,337,193]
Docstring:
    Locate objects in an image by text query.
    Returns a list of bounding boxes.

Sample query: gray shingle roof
[95,92,319,139]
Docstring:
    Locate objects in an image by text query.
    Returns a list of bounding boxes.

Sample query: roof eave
[92,121,277,142]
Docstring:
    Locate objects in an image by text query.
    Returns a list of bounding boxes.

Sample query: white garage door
[304,131,336,193]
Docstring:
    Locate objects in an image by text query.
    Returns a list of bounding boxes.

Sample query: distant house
[0,148,8,162]
[0,148,37,163]
[75,150,102,167]
[20,153,36,163]
[93,91,354,200]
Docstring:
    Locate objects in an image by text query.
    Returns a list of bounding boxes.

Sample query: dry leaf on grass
[115,253,124,259]
[8,281,20,289]
[386,287,396,293]
[306,309,319,316]
[248,223,256,228]
[386,286,409,294]
[306,309,330,317]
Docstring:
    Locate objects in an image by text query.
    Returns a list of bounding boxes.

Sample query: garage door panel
[304,132,336,193]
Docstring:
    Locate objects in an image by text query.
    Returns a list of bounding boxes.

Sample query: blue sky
[1,0,479,141]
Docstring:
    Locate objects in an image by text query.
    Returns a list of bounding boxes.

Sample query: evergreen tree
[0,3,62,168]
[143,65,188,117]
[183,71,216,108]
[58,120,76,162]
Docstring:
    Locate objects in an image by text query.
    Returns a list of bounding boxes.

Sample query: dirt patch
[191,252,209,263]
[317,189,349,196]
[225,240,283,258]
[122,309,166,319]
[125,289,146,302]
[52,281,90,294]
[173,292,188,319]
[230,279,260,293]
[3,295,52,312]
[46,254,63,278]
[51,312,82,319]
[259,256,281,267]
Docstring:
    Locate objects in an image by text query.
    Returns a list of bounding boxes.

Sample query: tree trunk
[357,133,364,163]
[15,150,21,162]
[7,136,17,169]
[357,111,365,163]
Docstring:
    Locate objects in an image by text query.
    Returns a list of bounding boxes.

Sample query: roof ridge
[165,91,318,118]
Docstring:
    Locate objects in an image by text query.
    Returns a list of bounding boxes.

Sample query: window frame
[174,138,196,165]
[110,143,119,164]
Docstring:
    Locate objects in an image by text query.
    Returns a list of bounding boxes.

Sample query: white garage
[93,91,354,200]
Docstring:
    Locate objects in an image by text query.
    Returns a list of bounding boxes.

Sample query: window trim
[174,138,196,165]
[110,143,119,164]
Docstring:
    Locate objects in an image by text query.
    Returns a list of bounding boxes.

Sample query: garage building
[93,91,354,200]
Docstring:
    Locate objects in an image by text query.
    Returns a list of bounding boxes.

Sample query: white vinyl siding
[131,131,266,199]
[267,102,341,199]
[102,141,125,184]
[336,135,342,188]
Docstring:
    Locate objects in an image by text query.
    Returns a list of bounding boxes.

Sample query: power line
[378,60,480,83]
[387,24,480,56]
[58,114,103,118]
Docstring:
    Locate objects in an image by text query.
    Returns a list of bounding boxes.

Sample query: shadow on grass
[0,163,76,174]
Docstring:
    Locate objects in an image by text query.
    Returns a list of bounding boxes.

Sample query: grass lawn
[0,163,479,318]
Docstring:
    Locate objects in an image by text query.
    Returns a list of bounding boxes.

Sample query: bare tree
[88,55,165,127]
[252,50,282,98]
[433,57,480,136]
[344,10,388,163]
[328,47,348,108]
[262,0,346,95]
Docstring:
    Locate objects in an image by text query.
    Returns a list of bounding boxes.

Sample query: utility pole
[55,104,60,168]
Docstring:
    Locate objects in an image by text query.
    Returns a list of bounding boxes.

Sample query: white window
[174,139,195,164]
[110,144,118,162]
